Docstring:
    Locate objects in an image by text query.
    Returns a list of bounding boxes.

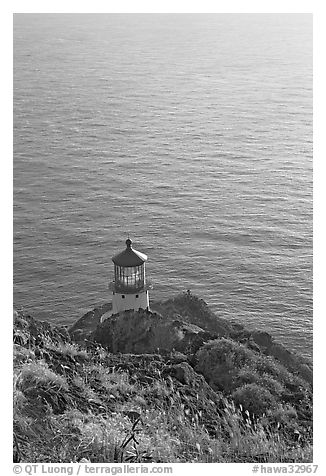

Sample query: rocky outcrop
[69,302,112,342]
[152,293,313,385]
[151,292,232,337]
[230,327,313,385]
[69,292,312,385]
[90,308,215,354]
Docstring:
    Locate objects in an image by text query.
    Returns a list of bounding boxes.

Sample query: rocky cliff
[13,292,313,463]
[70,292,312,384]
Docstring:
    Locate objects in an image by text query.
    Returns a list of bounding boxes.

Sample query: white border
[4,3,324,474]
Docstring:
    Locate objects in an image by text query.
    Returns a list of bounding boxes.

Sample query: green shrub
[258,374,285,397]
[267,403,298,425]
[232,384,277,416]
[196,339,266,394]
[196,338,308,403]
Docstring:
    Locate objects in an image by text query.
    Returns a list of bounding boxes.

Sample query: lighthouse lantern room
[110,238,150,314]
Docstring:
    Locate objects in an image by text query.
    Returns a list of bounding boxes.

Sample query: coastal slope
[13,292,312,463]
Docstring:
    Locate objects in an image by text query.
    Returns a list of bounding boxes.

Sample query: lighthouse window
[136,295,139,298]
[122,295,125,299]
[115,264,144,292]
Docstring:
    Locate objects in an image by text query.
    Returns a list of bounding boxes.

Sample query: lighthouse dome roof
[112,239,148,267]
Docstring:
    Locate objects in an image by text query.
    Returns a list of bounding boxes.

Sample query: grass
[13,311,313,463]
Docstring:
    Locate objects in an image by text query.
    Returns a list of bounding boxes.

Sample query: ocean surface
[13,14,313,358]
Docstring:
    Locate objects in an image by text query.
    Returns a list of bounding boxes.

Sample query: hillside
[13,292,313,463]
[71,292,312,383]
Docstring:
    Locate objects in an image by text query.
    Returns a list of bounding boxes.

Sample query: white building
[109,238,150,315]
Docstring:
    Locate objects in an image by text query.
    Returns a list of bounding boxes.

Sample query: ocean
[13,14,313,358]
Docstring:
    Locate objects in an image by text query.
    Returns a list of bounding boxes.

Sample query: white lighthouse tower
[110,238,150,315]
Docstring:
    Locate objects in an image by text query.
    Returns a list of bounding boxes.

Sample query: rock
[250,330,312,384]
[70,293,313,385]
[69,302,112,341]
[252,330,273,348]
[151,292,231,337]
[90,308,215,354]
[247,338,261,353]
[163,362,194,385]
[268,343,313,384]
[167,351,188,364]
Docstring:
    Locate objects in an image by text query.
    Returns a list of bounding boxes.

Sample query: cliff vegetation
[13,292,312,463]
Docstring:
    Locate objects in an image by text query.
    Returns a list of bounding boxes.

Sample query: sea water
[13,14,313,357]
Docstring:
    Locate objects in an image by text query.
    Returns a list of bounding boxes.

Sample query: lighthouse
[109,238,150,315]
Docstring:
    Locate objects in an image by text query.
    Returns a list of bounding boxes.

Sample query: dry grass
[13,311,313,463]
